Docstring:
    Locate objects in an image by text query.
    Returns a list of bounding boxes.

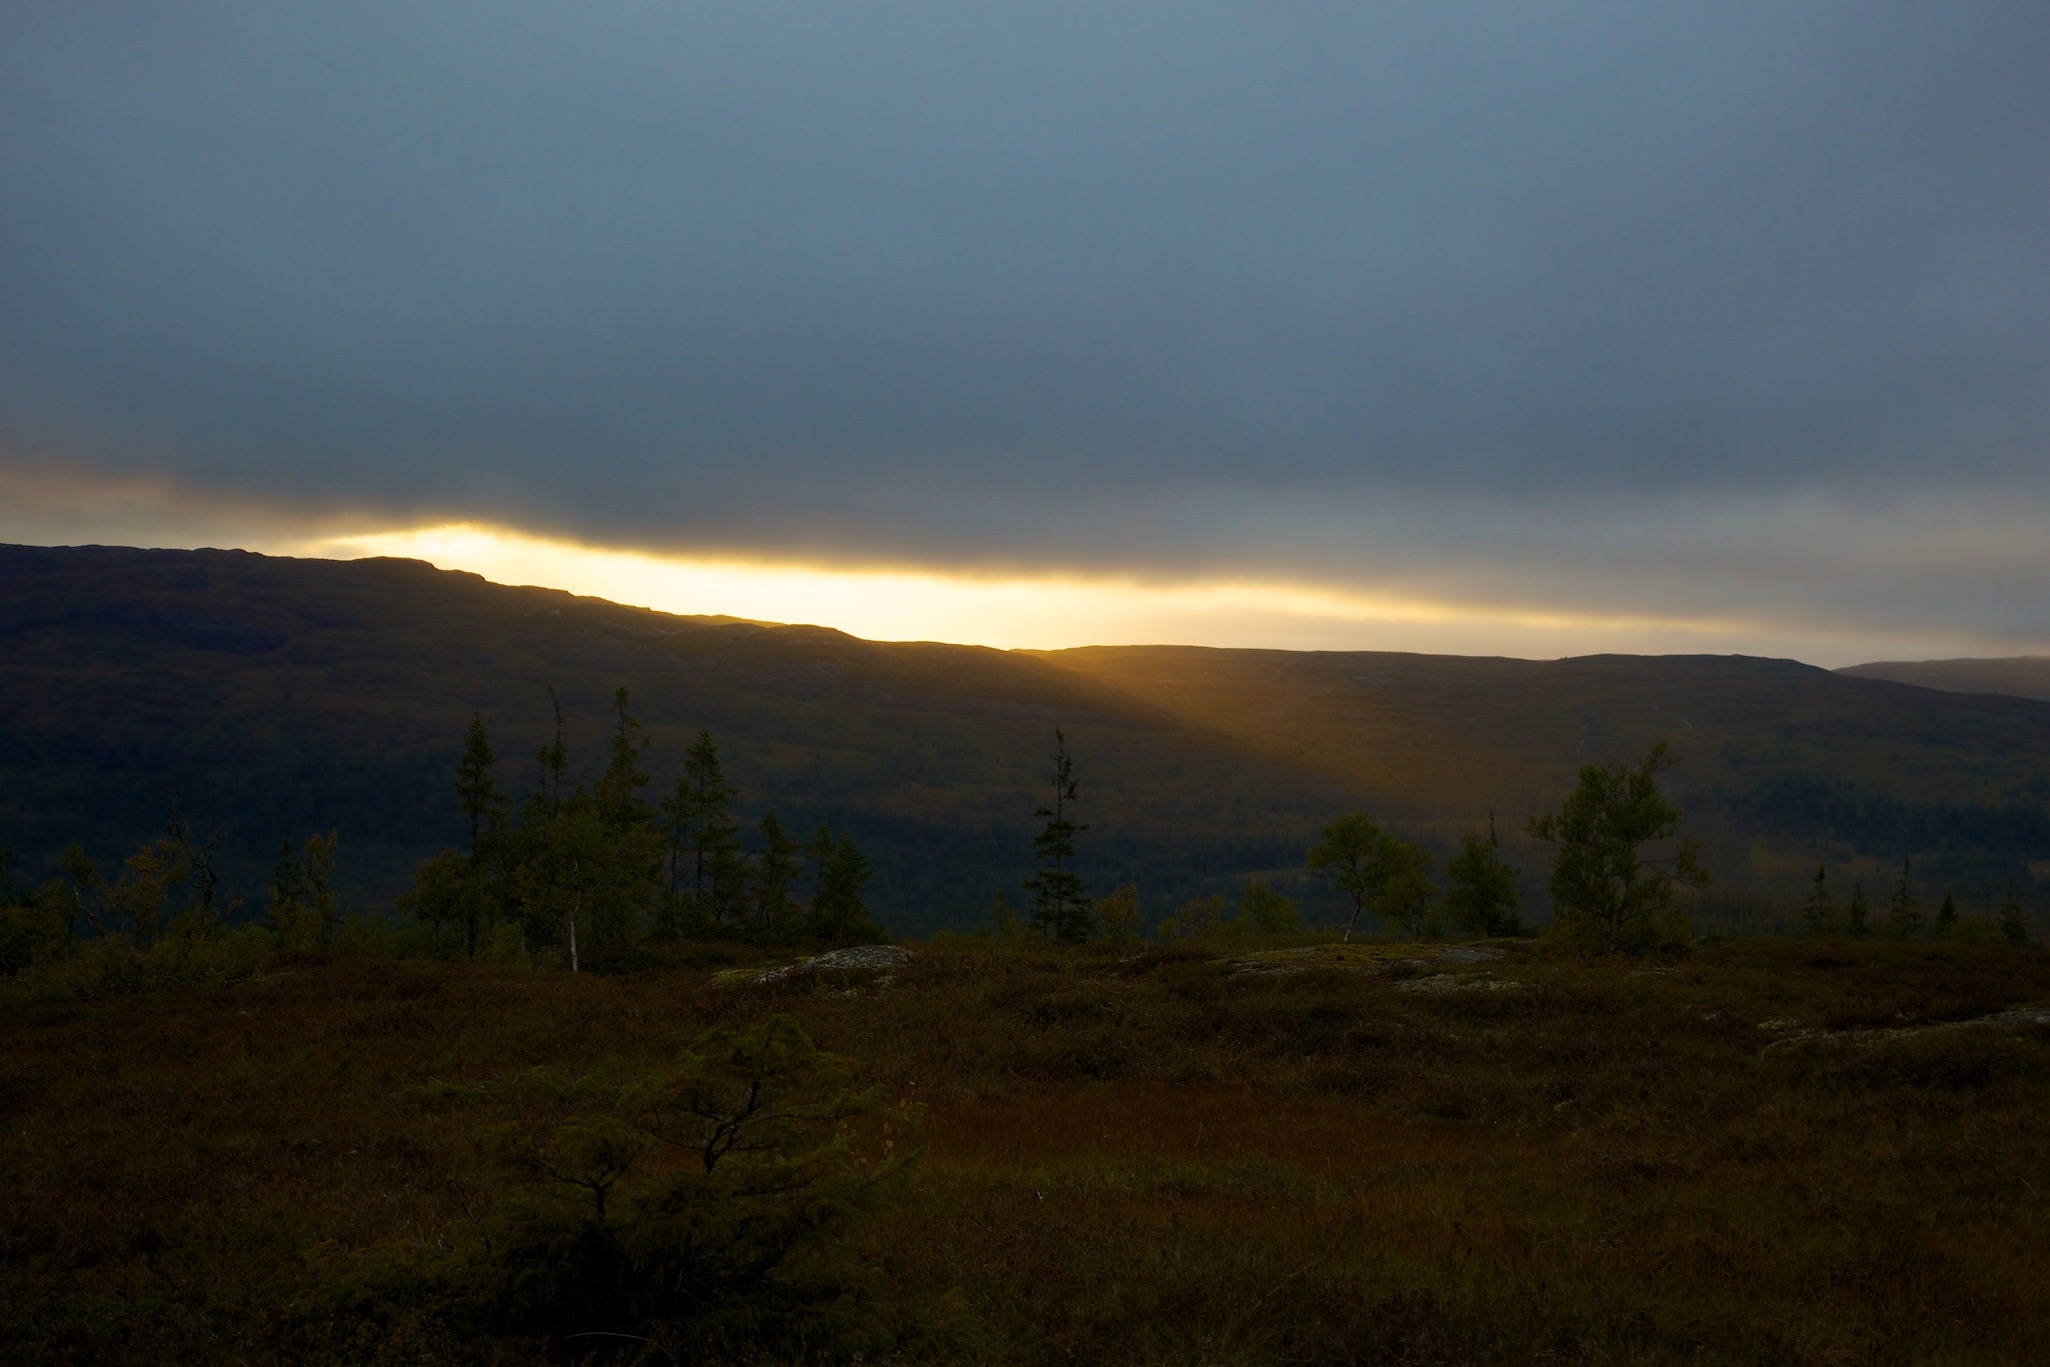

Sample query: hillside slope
[1840,656,2050,704]
[0,544,1347,928]
[1038,644,2050,810]
[4,544,2049,929]
[1036,644,2050,903]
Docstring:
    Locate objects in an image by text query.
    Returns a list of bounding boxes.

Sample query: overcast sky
[4,3,2048,659]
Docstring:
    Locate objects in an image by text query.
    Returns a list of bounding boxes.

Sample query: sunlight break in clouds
[309,522,1950,664]
[3,458,2038,664]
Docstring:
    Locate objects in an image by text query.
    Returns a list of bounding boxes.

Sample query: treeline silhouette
[400,688,886,965]
[1736,772,2050,861]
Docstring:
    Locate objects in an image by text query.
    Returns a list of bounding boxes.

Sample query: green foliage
[1160,880,1303,945]
[1376,839,1436,939]
[1305,813,1380,941]
[394,848,475,954]
[1238,877,1300,936]
[2,816,382,999]
[1440,823,1524,937]
[1307,813,1436,942]
[353,1015,920,1357]
[987,889,1023,938]
[0,880,71,974]
[514,799,644,970]
[1023,728,1092,942]
[809,834,883,944]
[106,837,191,946]
[481,917,530,964]
[11,924,272,1001]
[669,729,746,930]
[403,701,886,958]
[1094,882,1141,945]
[1157,891,1226,942]
[461,689,670,968]
[1527,741,1707,955]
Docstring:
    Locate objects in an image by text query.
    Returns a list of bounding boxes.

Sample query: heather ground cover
[3,935,2047,1363]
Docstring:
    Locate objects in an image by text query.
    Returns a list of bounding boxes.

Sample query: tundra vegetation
[3,720,2048,1364]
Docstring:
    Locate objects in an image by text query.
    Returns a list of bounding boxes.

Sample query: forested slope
[0,545,1344,930]
[1041,644,2050,902]
[4,543,2049,931]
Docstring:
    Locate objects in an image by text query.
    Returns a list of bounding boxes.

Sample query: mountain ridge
[1838,656,2050,704]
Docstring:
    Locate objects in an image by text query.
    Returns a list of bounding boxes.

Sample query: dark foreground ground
[4,936,2049,1365]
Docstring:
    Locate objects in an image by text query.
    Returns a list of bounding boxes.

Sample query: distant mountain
[1838,657,2050,704]
[4,543,2048,931]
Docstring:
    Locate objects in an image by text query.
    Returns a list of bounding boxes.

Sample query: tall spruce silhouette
[677,730,743,926]
[1024,728,1091,942]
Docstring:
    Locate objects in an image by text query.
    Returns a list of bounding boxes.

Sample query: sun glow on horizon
[309,521,1871,661]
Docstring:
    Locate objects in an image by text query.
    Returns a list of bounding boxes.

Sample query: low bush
[323,1015,922,1360]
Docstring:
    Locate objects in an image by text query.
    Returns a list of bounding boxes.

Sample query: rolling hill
[4,543,2048,932]
[1839,656,2050,704]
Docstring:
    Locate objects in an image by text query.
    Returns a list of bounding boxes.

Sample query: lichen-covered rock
[717,944,913,986]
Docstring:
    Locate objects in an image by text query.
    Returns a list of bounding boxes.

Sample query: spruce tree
[456,711,506,864]
[1934,889,1959,938]
[594,687,664,938]
[595,687,654,832]
[1886,860,1921,939]
[751,812,802,936]
[810,835,881,944]
[508,698,624,964]
[1846,882,1871,937]
[1800,864,1838,936]
[659,778,690,904]
[537,689,570,816]
[1441,817,1523,936]
[679,731,743,928]
[303,830,340,948]
[1023,728,1091,942]
[452,711,507,956]
[806,825,835,903]
[1999,882,2028,945]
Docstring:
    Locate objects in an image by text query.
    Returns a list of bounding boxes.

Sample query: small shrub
[12,926,269,1001]
[340,1014,921,1358]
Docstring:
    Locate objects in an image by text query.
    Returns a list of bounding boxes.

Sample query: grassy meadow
[5,934,2048,1364]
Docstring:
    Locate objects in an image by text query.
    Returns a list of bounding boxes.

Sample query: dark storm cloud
[3,3,2048,599]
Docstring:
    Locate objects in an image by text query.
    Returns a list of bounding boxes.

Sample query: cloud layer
[3,3,2048,654]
